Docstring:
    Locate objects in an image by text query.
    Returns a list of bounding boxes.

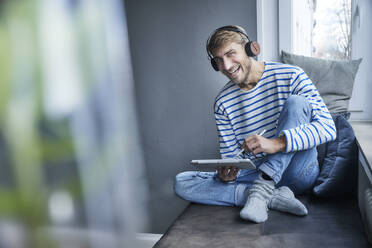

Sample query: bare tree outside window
[312,0,352,60]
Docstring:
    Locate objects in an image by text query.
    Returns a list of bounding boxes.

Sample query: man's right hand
[217,166,240,182]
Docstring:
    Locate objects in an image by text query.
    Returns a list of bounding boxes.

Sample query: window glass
[312,0,352,60]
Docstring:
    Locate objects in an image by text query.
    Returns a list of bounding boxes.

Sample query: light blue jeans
[174,95,319,207]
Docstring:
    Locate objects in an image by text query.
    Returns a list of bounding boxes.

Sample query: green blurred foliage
[0,2,83,247]
[0,13,11,124]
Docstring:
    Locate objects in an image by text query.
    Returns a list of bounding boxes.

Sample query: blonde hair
[206,26,249,56]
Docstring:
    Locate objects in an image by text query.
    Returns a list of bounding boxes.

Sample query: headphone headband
[215,26,251,41]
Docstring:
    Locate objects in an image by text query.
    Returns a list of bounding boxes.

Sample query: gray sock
[268,186,308,216]
[240,175,275,223]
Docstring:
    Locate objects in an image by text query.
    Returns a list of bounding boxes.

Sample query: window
[290,0,352,59]
[278,0,370,119]
[312,0,352,60]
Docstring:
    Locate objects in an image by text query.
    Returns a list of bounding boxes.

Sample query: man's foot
[239,175,275,223]
[268,186,308,216]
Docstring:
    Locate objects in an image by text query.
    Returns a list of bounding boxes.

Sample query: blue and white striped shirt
[214,62,336,159]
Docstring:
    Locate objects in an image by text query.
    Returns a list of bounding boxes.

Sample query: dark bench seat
[154,195,371,248]
[154,122,372,248]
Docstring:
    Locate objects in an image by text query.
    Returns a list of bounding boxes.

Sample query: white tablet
[190,158,256,171]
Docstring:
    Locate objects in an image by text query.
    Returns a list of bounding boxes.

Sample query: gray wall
[125,0,257,233]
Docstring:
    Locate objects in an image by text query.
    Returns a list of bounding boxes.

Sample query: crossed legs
[174,96,319,222]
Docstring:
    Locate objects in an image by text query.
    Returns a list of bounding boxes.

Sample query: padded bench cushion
[154,195,370,248]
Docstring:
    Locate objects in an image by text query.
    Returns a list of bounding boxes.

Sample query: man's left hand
[242,135,286,155]
[217,166,240,182]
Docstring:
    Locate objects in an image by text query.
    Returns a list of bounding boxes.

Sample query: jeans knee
[174,171,195,198]
[285,95,310,110]
[175,171,196,182]
[286,95,306,104]
[283,95,312,119]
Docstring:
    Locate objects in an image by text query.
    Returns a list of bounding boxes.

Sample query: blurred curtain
[0,0,149,247]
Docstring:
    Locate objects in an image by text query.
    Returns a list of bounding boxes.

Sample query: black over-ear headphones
[206,25,260,71]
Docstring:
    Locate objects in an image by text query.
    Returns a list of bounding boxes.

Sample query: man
[174,25,336,223]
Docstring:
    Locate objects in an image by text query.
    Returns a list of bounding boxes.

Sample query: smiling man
[174,25,336,223]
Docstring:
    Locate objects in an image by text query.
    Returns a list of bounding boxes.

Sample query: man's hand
[217,166,240,182]
[242,135,286,155]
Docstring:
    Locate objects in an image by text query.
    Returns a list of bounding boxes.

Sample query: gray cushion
[281,51,362,113]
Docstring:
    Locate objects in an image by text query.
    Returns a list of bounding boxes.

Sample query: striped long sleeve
[215,109,240,158]
[214,62,336,158]
[281,67,336,152]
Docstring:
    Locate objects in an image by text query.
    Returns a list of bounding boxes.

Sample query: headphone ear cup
[211,58,219,71]
[245,41,260,57]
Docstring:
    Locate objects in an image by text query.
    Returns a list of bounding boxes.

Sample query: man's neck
[239,60,265,91]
